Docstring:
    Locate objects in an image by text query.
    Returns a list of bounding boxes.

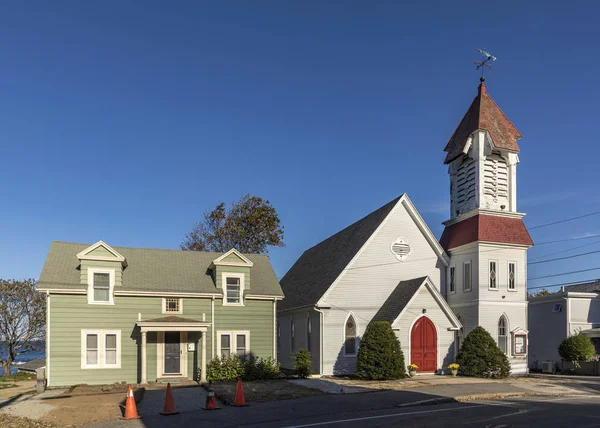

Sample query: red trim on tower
[440,215,534,251]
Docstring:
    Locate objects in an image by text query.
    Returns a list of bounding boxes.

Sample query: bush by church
[456,326,510,378]
[356,321,406,380]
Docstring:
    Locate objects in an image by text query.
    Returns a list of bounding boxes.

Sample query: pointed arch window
[291,318,295,353]
[498,316,508,354]
[344,315,357,356]
[306,314,312,353]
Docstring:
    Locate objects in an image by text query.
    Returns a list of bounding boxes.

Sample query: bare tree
[0,279,46,376]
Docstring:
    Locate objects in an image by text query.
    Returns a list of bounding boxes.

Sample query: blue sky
[1,1,599,292]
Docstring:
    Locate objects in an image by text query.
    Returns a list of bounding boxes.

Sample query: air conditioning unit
[541,361,556,374]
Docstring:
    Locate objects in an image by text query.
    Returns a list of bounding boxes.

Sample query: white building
[278,81,533,375]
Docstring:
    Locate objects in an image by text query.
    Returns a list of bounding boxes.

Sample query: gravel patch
[0,414,56,428]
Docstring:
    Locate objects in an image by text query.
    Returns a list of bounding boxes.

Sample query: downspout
[313,307,325,375]
[211,297,215,359]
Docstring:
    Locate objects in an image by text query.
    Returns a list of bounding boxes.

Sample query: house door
[164,332,181,374]
[410,317,437,372]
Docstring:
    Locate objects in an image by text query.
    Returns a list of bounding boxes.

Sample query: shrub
[204,355,281,382]
[558,333,596,363]
[455,327,510,378]
[356,321,405,380]
[293,349,312,378]
[205,356,244,381]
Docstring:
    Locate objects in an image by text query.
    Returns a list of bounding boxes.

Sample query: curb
[396,391,565,408]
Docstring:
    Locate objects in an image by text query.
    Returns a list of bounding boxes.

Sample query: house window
[291,318,295,353]
[87,269,115,305]
[222,273,244,305]
[344,315,357,356]
[449,266,455,293]
[489,261,497,289]
[552,303,563,313]
[217,331,249,358]
[162,298,183,314]
[220,334,231,358]
[306,314,312,353]
[463,262,472,292]
[508,263,516,290]
[81,330,121,369]
[498,316,508,354]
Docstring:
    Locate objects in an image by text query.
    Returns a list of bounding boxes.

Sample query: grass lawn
[210,379,325,404]
[0,383,17,389]
[0,371,36,382]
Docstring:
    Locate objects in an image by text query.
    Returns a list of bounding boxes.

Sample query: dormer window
[87,268,115,305]
[222,273,244,306]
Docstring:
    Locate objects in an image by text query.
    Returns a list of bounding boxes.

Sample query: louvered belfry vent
[391,238,411,261]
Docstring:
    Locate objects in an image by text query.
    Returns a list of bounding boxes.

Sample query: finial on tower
[474,48,497,83]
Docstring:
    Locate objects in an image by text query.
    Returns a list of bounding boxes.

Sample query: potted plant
[407,364,418,377]
[448,363,459,376]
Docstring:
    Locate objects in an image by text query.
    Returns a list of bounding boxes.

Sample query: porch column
[201,330,207,383]
[141,331,147,384]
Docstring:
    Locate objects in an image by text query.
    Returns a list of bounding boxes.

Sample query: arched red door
[410,317,438,373]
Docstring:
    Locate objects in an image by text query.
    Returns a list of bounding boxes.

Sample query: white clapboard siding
[318,199,446,375]
[477,244,528,303]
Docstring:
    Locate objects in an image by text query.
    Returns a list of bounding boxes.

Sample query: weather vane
[474,48,497,82]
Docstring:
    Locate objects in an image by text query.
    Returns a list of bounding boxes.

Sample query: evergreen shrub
[356,321,405,380]
[455,327,510,378]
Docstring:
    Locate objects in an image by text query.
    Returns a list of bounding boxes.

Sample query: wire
[528,249,600,265]
[535,234,600,245]
[528,238,600,261]
[528,267,600,281]
[529,211,600,230]
[527,278,599,291]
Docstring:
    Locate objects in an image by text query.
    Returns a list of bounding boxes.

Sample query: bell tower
[439,78,534,375]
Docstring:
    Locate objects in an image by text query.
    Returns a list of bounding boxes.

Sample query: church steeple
[444,83,523,219]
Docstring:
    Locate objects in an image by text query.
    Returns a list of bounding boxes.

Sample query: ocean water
[0,342,45,376]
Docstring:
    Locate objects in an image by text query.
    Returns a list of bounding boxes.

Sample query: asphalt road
[96,393,600,428]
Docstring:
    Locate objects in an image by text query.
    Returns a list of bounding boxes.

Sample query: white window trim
[216,330,250,358]
[507,262,517,291]
[489,260,499,290]
[162,298,183,314]
[81,329,121,369]
[343,313,359,357]
[463,261,472,292]
[449,266,456,294]
[222,272,245,306]
[87,268,116,305]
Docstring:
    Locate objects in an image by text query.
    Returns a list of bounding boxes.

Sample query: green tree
[558,333,596,363]
[356,321,405,380]
[181,194,284,254]
[456,327,510,378]
[293,349,312,378]
[0,279,46,377]
[529,288,551,297]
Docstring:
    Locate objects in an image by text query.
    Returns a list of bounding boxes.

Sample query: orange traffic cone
[203,389,220,410]
[159,383,179,416]
[233,378,248,407]
[123,385,141,420]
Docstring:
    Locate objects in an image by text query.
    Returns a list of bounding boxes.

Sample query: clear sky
[1,1,599,292]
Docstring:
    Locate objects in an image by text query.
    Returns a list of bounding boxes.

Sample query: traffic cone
[233,378,248,407]
[159,383,179,415]
[123,385,141,420]
[203,390,220,410]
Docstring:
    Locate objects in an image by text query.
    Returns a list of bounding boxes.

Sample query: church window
[306,314,312,352]
[463,261,472,292]
[291,318,295,353]
[391,238,411,261]
[498,316,508,354]
[489,261,498,289]
[344,315,357,356]
[449,266,455,293]
[508,263,516,290]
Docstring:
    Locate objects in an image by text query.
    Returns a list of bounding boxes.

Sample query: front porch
[136,315,211,384]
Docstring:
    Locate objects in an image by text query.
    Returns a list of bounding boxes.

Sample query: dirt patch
[210,380,325,404]
[0,380,36,400]
[0,414,55,428]
[37,385,143,427]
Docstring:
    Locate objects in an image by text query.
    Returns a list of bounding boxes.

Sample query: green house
[38,240,283,387]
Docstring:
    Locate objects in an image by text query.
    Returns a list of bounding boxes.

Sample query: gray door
[164,332,181,374]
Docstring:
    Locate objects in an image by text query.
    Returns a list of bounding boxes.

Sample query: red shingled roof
[439,214,533,251]
[444,83,523,164]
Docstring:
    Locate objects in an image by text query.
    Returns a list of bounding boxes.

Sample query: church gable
[318,195,448,309]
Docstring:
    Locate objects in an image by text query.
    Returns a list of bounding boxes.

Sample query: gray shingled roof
[563,280,600,293]
[38,241,283,297]
[371,277,427,324]
[279,196,402,312]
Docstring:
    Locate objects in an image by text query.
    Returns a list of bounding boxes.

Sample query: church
[277,79,534,376]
